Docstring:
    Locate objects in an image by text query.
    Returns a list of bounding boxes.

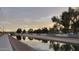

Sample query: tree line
[27,25,59,34]
[28,7,79,34]
[51,7,79,33]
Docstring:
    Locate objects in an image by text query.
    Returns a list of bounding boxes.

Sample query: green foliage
[16,28,22,33]
[51,16,59,23]
[51,7,79,33]
[28,37,33,40]
[28,28,33,33]
[22,29,26,33]
[28,27,49,34]
[49,24,59,34]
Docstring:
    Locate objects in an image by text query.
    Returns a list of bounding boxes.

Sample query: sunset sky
[0,7,68,31]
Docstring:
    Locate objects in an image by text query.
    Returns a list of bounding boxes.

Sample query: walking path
[0,34,37,51]
[0,34,13,51]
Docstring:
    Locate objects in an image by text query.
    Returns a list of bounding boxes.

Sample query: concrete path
[0,34,36,51]
[0,34,13,51]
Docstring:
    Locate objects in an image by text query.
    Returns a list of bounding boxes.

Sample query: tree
[28,28,33,33]
[33,28,48,34]
[51,16,60,27]
[51,7,79,33]
[70,10,79,33]
[16,28,22,40]
[51,16,60,24]
[41,27,48,33]
[49,24,59,34]
[61,11,70,33]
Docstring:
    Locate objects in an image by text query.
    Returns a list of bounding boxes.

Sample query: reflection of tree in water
[16,28,22,40]
[28,37,33,40]
[53,43,60,51]
[49,41,60,51]
[49,41,77,51]
[60,44,79,51]
[22,29,26,40]
[23,36,26,40]
[42,40,48,43]
[49,40,54,49]
[72,44,79,51]
[60,44,72,51]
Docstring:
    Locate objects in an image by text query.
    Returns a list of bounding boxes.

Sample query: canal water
[20,37,54,51]
[13,36,55,51]
[13,36,75,51]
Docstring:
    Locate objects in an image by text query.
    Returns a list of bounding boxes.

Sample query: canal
[13,36,68,51]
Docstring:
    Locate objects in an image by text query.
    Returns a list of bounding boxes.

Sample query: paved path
[0,34,13,51]
[0,34,37,51]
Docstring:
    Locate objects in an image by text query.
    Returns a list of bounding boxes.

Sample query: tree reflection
[16,28,22,40]
[49,40,54,49]
[22,29,26,40]
[42,40,48,43]
[72,44,79,51]
[28,37,33,40]
[60,44,72,51]
[53,42,60,51]
[49,41,76,51]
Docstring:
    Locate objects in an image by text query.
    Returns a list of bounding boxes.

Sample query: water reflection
[49,41,54,49]
[17,37,54,51]
[13,36,79,51]
[23,36,26,40]
[27,38,54,50]
[42,40,48,43]
[16,36,21,40]
[28,37,33,40]
[60,44,71,51]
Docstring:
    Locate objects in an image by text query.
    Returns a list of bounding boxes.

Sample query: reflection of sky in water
[13,36,65,51]
[20,37,54,51]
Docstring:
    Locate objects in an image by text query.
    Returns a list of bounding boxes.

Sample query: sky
[0,7,68,31]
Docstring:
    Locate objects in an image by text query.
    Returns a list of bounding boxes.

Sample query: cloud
[0,21,11,25]
[0,7,68,31]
